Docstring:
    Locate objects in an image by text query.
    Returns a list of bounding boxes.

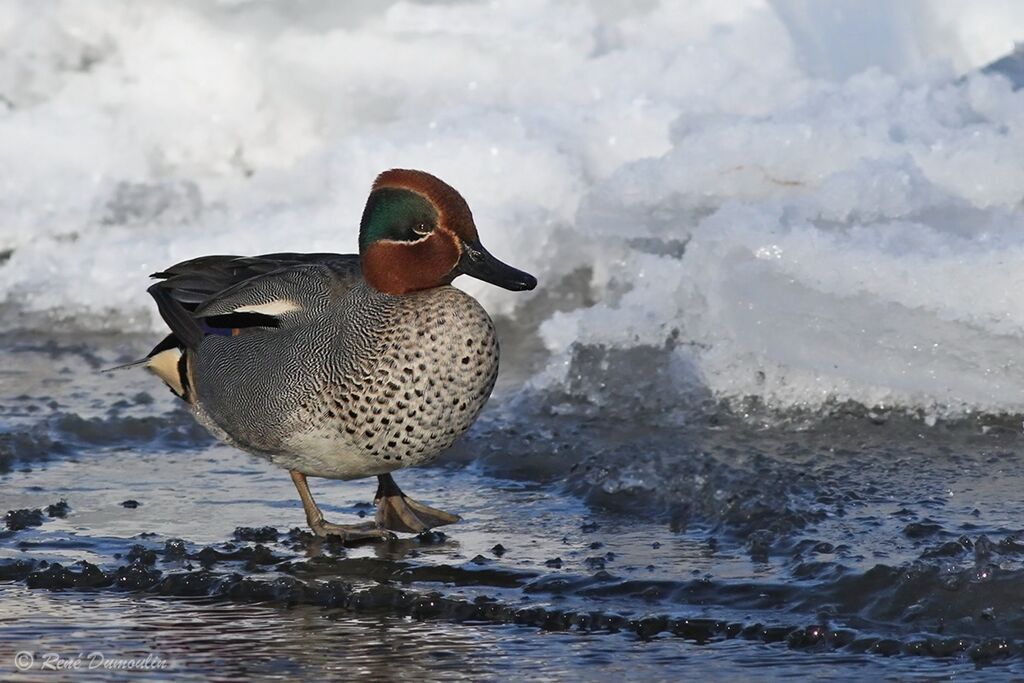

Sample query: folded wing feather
[137,252,362,402]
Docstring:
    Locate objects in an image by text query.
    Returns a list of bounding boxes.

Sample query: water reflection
[4,587,1019,681]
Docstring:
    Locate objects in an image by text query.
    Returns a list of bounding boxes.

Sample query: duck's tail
[103,334,192,403]
[102,358,149,373]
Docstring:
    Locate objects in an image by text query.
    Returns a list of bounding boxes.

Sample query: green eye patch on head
[359,187,440,252]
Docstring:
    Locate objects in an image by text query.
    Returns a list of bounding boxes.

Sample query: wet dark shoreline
[3,535,1023,664]
[5,334,1024,679]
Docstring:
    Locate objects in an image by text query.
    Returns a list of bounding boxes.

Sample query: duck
[136,169,536,542]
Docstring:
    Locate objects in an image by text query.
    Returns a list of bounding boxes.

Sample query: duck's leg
[374,473,461,534]
[290,471,395,542]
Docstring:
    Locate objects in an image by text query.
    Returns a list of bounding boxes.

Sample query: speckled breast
[194,282,501,480]
[317,284,499,474]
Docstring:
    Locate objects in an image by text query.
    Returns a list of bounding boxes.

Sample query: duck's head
[359,169,538,296]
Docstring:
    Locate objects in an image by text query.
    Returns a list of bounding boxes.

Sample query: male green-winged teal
[136,169,536,541]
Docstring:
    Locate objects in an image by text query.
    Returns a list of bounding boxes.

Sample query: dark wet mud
[3,334,1024,680]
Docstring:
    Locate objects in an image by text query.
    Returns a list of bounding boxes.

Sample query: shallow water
[4,334,1024,680]
[7,2,1024,680]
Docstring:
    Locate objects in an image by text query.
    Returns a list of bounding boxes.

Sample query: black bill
[456,239,537,291]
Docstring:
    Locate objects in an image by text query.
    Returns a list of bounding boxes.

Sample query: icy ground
[5,337,1024,679]
[6,2,1024,678]
[3,1,1024,418]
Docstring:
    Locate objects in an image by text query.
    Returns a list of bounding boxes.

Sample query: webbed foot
[374,473,461,534]
[290,470,396,544]
[309,519,396,542]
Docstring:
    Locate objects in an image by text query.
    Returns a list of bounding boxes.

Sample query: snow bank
[3,0,1024,417]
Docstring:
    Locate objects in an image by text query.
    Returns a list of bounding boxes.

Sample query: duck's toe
[402,496,461,528]
[373,473,461,534]
[375,492,461,534]
[312,519,397,543]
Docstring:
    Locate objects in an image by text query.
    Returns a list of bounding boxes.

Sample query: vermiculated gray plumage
[148,252,499,480]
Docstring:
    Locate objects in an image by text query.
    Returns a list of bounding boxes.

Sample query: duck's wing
[150,253,362,310]
[134,253,362,401]
[148,252,361,348]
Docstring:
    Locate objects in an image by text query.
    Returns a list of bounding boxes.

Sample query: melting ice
[3,0,1024,418]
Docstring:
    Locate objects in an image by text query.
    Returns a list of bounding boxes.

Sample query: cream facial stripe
[373,234,433,247]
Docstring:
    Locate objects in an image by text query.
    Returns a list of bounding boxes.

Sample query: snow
[3,0,1024,417]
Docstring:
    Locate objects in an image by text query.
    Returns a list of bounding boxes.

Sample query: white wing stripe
[234,299,302,316]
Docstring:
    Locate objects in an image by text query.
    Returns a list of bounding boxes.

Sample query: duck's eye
[412,222,432,237]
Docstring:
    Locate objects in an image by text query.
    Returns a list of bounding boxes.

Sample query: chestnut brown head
[359,169,537,296]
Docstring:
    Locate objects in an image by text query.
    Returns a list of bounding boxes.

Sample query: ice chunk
[3,1,1024,418]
